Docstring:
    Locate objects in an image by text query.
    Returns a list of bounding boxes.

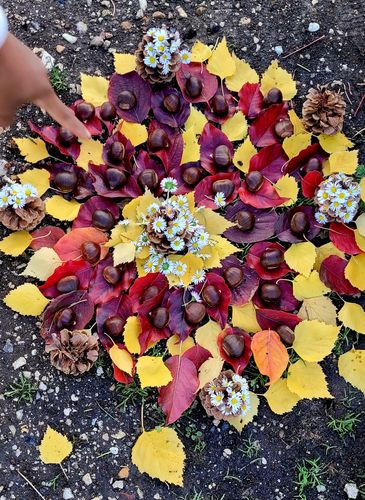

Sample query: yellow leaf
[77,139,103,171]
[4,283,49,316]
[338,348,365,395]
[132,427,185,486]
[260,60,296,100]
[228,393,260,432]
[265,378,301,414]
[114,53,136,74]
[319,132,353,153]
[123,316,142,354]
[18,168,50,197]
[113,242,136,266]
[39,426,73,464]
[45,196,81,221]
[167,253,204,288]
[195,208,234,235]
[118,120,148,146]
[338,302,365,335]
[355,212,365,237]
[329,150,358,175]
[282,132,312,159]
[195,320,222,358]
[231,302,261,333]
[361,178,365,202]
[314,242,344,271]
[109,344,134,375]
[297,296,337,326]
[206,37,236,79]
[354,229,365,252]
[293,270,330,300]
[322,158,331,177]
[0,231,32,257]
[190,40,212,62]
[292,320,340,362]
[233,138,257,173]
[80,73,109,107]
[13,137,49,163]
[274,174,299,207]
[184,106,208,135]
[198,357,224,389]
[209,235,239,263]
[136,356,173,388]
[21,247,61,281]
[181,127,200,164]
[288,109,306,135]
[225,52,259,92]
[345,254,365,290]
[284,241,316,277]
[167,335,195,356]
[287,361,333,399]
[221,112,248,142]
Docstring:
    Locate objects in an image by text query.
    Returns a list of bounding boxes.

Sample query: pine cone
[302,86,346,135]
[146,205,193,254]
[45,329,99,376]
[0,197,45,231]
[135,35,181,84]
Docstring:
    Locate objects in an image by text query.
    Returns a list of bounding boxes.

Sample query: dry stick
[354,92,365,117]
[16,470,47,500]
[282,35,326,59]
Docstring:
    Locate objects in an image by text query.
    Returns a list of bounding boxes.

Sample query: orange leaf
[251,330,289,384]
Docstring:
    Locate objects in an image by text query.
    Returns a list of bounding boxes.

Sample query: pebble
[262,457,267,465]
[76,21,88,34]
[62,33,78,44]
[3,339,13,353]
[223,448,232,458]
[317,485,326,493]
[152,11,166,18]
[56,45,66,54]
[176,5,188,18]
[38,382,47,392]
[90,36,104,47]
[82,473,92,486]
[113,480,124,490]
[63,488,74,499]
[13,357,26,370]
[308,22,320,32]
[274,45,283,56]
[121,21,132,30]
[16,410,23,420]
[110,446,118,455]
[344,483,359,499]
[196,6,206,15]
[240,16,251,25]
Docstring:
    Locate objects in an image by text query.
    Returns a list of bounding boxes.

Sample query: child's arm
[0,8,90,139]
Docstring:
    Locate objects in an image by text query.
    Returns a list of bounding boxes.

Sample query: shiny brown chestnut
[149,307,169,329]
[148,129,169,152]
[81,241,101,265]
[75,101,95,122]
[117,90,137,110]
[260,283,281,304]
[260,248,285,270]
[245,171,264,193]
[277,324,295,345]
[106,168,127,190]
[223,266,244,289]
[103,265,122,285]
[104,315,125,337]
[182,166,202,186]
[211,95,229,116]
[55,308,76,330]
[274,118,293,138]
[54,171,78,193]
[213,145,232,168]
[56,275,80,294]
[140,285,160,303]
[185,76,203,98]
[163,93,180,113]
[263,87,283,106]
[100,101,117,121]
[184,302,206,325]
[302,157,322,175]
[138,169,159,190]
[212,179,234,198]
[290,212,310,236]
[202,285,220,308]
[222,334,245,358]
[108,141,125,163]
[92,209,115,231]
[59,127,77,146]
[236,210,255,231]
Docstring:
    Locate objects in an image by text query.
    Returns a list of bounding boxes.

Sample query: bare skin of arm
[0,33,90,139]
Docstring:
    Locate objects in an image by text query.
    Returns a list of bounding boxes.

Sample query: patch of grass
[333,327,359,356]
[45,472,62,490]
[245,360,269,391]
[238,434,261,459]
[174,488,204,500]
[49,66,68,93]
[5,374,38,403]
[116,378,150,411]
[295,458,328,500]
[327,411,362,440]
[223,467,242,483]
[184,423,206,453]
[340,388,358,409]
[94,352,113,377]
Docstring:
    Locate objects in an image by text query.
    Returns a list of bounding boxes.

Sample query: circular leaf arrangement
[1,30,365,486]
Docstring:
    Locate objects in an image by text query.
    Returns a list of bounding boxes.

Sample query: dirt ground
[1,0,365,499]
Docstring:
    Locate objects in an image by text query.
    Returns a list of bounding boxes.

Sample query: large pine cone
[135,34,181,84]
[302,86,346,135]
[0,197,45,231]
[45,329,99,376]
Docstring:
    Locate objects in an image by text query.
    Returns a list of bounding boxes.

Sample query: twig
[95,400,119,422]
[282,35,326,59]
[59,463,69,480]
[354,92,365,117]
[352,127,365,139]
[296,63,311,73]
[110,0,116,16]
[16,470,46,500]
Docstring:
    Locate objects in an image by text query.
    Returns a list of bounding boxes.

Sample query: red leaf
[238,83,264,119]
[249,144,289,183]
[249,103,287,147]
[319,255,360,295]
[176,62,218,104]
[301,171,324,199]
[30,225,65,250]
[256,309,302,331]
[54,227,108,262]
[182,345,211,370]
[329,223,362,255]
[195,273,231,328]
[158,356,199,425]
[39,260,94,298]
[238,179,289,209]
[246,241,290,280]
[217,327,252,374]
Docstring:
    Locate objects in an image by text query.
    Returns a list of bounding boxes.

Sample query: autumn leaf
[314,242,344,271]
[231,302,261,333]
[167,335,195,356]
[77,139,103,170]
[18,168,50,197]
[117,120,148,146]
[109,344,134,375]
[251,330,289,384]
[329,150,358,175]
[132,427,185,486]
[46,196,81,221]
[39,426,73,464]
[338,302,365,335]
[80,73,109,107]
[233,138,257,173]
[21,247,61,281]
[207,37,236,79]
[260,60,296,100]
[228,392,260,432]
[195,320,222,358]
[225,52,259,92]
[287,361,333,399]
[136,356,173,388]
[292,319,340,362]
[114,53,136,74]
[13,137,49,163]
[195,208,234,235]
[293,270,330,300]
[338,348,365,395]
[355,212,365,237]
[282,133,312,159]
[123,316,142,354]
[4,283,49,316]
[221,112,248,142]
[297,296,337,326]
[284,241,316,277]
[113,242,136,266]
[264,378,301,415]
[198,357,224,389]
[0,231,32,257]
[190,40,212,62]
[274,174,299,207]
[184,106,207,135]
[288,109,306,135]
[319,132,353,153]
[345,254,365,290]
[181,127,200,163]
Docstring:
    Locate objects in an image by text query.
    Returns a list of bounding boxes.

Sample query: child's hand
[0,34,90,140]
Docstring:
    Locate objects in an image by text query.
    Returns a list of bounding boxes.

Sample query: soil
[1,0,365,499]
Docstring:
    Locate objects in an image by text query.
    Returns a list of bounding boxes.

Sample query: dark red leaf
[54,227,108,262]
[167,289,194,341]
[147,121,183,173]
[329,223,362,255]
[275,205,320,243]
[238,83,264,119]
[238,178,289,209]
[319,256,360,295]
[195,273,231,328]
[182,345,211,370]
[199,123,234,174]
[70,100,103,136]
[72,195,119,230]
[89,163,142,199]
[194,171,240,209]
[29,122,80,160]
[254,280,300,312]
[176,62,218,104]
[151,87,190,128]
[249,144,289,183]
[138,312,171,354]
[217,327,252,374]
[246,242,291,280]
[301,170,324,199]
[108,72,152,123]
[30,225,65,250]
[129,273,169,315]
[39,260,94,298]
[96,295,133,348]
[256,309,302,331]
[284,143,328,180]
[249,103,288,147]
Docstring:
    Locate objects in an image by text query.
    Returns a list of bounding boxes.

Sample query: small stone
[13,357,26,370]
[344,483,359,499]
[113,480,124,490]
[121,21,132,30]
[82,473,92,486]
[223,448,232,458]
[62,33,78,44]
[63,488,74,500]
[176,5,188,18]
[16,410,23,420]
[38,382,47,392]
[240,16,251,25]
[111,430,126,439]
[317,485,326,493]
[152,11,166,18]
[90,36,104,47]
[56,45,66,54]
[3,339,13,353]
[76,21,88,34]
[262,457,267,465]
[64,408,71,416]
[308,22,320,32]
[153,495,161,500]
[274,46,283,56]
[118,467,129,479]
[110,446,118,455]
[196,6,206,15]
[253,36,259,44]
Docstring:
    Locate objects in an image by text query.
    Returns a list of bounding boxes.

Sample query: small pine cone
[45,329,99,376]
[135,36,181,84]
[200,370,237,421]
[302,85,346,135]
[0,197,45,231]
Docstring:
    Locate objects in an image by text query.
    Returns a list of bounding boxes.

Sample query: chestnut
[212,179,234,198]
[263,87,283,106]
[245,171,264,193]
[138,169,159,191]
[103,265,122,285]
[202,285,220,308]
[81,241,101,265]
[104,315,125,337]
[185,76,202,98]
[148,129,169,152]
[182,166,203,186]
[290,212,309,236]
[301,157,322,175]
[184,302,206,325]
[163,93,180,113]
[55,308,75,330]
[100,101,117,121]
[106,168,127,190]
[260,283,281,304]
[277,325,295,345]
[108,141,125,163]
[92,209,115,231]
[56,275,80,294]
[213,145,232,169]
[223,266,244,289]
[75,101,95,122]
[54,171,78,193]
[274,118,293,138]
[236,210,255,231]
[211,95,229,116]
[149,307,169,329]
[222,334,245,358]
[260,248,284,270]
[58,127,77,146]
[140,285,159,303]
[117,90,136,110]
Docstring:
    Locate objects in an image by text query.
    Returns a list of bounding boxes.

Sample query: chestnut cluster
[184,284,221,325]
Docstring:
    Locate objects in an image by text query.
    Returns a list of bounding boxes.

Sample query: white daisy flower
[228,393,242,414]
[190,290,202,302]
[160,258,174,275]
[165,226,176,240]
[147,203,160,216]
[147,28,156,37]
[180,49,191,64]
[316,189,330,202]
[340,211,355,223]
[144,256,159,273]
[210,391,225,407]
[171,237,185,252]
[159,52,172,65]
[315,212,328,224]
[152,217,167,233]
[138,232,149,246]
[0,189,10,208]
[145,42,156,54]
[22,183,38,198]
[191,269,206,285]
[207,383,217,395]
[175,195,189,209]
[118,218,131,226]
[221,377,231,389]
[334,189,349,203]
[174,262,187,276]
[9,196,26,209]
[169,40,181,52]
[161,177,178,193]
[214,191,226,207]
[144,54,158,68]
[153,28,169,44]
